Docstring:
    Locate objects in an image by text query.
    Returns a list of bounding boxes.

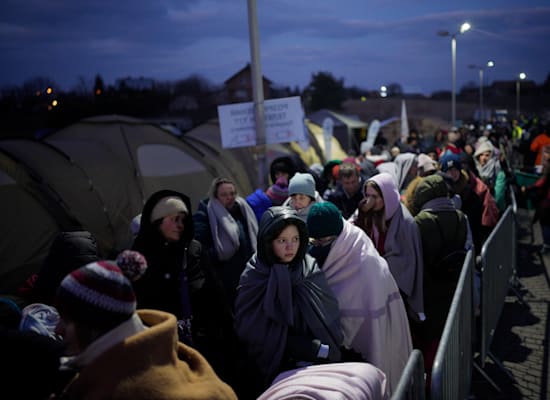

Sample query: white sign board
[218,96,304,148]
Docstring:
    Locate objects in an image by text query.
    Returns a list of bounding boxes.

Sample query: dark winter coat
[234,207,343,388]
[446,170,487,254]
[29,231,99,305]
[413,175,468,341]
[326,177,366,219]
[131,190,236,383]
[193,197,256,308]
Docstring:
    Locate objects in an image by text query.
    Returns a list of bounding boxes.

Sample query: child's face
[291,193,312,210]
[272,224,300,264]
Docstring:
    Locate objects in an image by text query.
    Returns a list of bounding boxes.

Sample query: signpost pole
[247,0,268,188]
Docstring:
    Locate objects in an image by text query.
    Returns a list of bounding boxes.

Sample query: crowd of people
[1,115,549,399]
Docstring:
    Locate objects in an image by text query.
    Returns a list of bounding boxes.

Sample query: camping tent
[0,115,256,293]
[184,118,342,188]
[307,109,368,154]
[184,119,303,189]
[0,139,84,292]
[1,114,353,294]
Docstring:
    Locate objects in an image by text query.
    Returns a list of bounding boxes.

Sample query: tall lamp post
[468,60,494,123]
[516,72,527,118]
[247,0,268,188]
[438,22,471,127]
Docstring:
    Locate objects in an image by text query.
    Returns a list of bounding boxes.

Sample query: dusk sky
[1,0,549,95]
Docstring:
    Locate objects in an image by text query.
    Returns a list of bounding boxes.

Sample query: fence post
[391,349,426,400]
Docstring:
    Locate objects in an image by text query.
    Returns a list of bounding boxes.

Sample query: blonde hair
[208,177,236,199]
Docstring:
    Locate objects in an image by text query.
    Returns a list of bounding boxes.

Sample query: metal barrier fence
[508,176,530,308]
[479,206,516,370]
[391,349,426,400]
[393,202,517,398]
[430,249,475,400]
[509,181,518,216]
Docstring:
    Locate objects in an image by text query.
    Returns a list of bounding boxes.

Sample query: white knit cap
[150,196,188,222]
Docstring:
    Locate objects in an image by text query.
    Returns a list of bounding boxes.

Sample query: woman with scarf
[234,207,343,396]
[351,172,424,323]
[131,189,237,386]
[193,177,258,309]
[473,138,509,212]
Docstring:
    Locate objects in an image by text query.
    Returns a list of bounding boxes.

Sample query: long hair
[356,180,387,236]
[208,177,236,199]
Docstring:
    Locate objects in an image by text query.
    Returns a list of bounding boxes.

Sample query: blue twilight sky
[1,0,549,95]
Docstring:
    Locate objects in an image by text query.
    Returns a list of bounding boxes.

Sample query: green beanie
[307,202,344,238]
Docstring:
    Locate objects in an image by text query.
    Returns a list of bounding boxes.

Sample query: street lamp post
[247,0,268,188]
[516,72,527,118]
[438,22,471,127]
[469,61,494,123]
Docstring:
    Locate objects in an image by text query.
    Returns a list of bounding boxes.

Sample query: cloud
[0,1,549,92]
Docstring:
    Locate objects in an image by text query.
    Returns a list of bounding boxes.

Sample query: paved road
[470,207,550,399]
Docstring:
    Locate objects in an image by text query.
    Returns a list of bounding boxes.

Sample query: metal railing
[393,200,519,398]
[479,207,515,366]
[391,349,426,400]
[474,206,517,391]
[430,249,475,400]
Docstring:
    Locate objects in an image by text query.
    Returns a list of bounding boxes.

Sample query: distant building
[115,77,155,91]
[222,64,272,103]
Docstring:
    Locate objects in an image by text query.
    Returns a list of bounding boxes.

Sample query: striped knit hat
[266,176,289,206]
[55,260,136,329]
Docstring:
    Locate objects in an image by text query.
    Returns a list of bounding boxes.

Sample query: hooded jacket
[413,175,468,340]
[365,173,424,317]
[234,207,343,386]
[131,190,236,383]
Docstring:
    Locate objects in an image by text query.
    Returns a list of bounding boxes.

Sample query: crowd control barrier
[507,188,529,306]
[394,190,519,398]
[391,349,426,400]
[476,206,517,389]
[430,250,475,400]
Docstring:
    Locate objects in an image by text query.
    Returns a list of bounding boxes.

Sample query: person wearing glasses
[307,201,412,395]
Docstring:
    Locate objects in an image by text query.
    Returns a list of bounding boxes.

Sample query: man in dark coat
[326,162,366,219]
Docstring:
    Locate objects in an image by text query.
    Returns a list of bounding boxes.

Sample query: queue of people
[1,121,537,399]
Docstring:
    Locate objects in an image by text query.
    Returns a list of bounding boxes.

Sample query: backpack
[431,213,467,281]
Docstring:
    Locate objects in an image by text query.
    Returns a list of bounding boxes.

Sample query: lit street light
[438,22,471,127]
[468,60,494,123]
[516,72,527,117]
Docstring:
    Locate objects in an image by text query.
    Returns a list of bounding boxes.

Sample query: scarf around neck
[207,196,258,261]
